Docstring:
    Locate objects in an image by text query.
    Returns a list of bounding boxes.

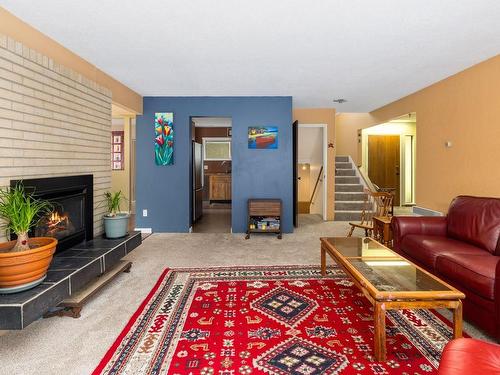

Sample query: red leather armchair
[392,196,500,340]
[438,338,500,374]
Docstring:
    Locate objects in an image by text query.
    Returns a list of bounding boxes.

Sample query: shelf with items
[111,130,124,170]
[246,199,282,239]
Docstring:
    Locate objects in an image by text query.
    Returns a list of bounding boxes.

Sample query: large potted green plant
[103,191,129,238]
[0,183,58,294]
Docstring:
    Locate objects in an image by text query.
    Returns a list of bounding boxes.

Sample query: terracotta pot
[0,237,57,293]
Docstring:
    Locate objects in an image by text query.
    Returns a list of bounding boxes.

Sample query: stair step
[335,202,365,210]
[336,184,364,192]
[335,192,368,201]
[335,156,349,162]
[335,169,355,176]
[335,176,360,184]
[335,162,352,169]
[334,211,362,221]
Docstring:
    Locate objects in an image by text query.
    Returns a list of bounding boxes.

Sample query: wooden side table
[373,216,393,247]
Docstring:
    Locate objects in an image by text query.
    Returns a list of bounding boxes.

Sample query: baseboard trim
[134,227,152,234]
[412,206,444,216]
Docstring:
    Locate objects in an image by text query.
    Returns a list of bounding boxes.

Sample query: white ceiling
[2,1,500,111]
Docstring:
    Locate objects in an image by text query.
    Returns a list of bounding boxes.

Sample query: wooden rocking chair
[347,189,394,237]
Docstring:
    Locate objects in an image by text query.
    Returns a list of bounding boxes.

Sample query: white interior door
[298,125,327,220]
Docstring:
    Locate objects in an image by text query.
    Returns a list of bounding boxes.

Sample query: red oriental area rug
[93,266,461,375]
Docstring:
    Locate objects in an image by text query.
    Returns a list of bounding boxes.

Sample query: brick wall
[0,33,112,239]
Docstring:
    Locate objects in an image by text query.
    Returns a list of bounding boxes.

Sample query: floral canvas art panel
[154,112,174,165]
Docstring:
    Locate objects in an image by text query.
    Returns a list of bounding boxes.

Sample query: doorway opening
[297,124,328,224]
[191,117,232,233]
[111,103,137,233]
[361,113,416,210]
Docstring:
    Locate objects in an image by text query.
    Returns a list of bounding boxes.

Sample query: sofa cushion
[447,196,500,255]
[436,253,500,301]
[438,338,500,375]
[400,235,484,269]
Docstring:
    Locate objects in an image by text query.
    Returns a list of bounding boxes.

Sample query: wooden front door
[368,135,400,206]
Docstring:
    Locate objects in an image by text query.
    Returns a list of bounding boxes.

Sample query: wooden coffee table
[320,237,465,361]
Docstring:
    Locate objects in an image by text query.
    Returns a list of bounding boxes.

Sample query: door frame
[190,116,234,233]
[366,134,401,206]
[292,120,298,227]
[298,123,328,220]
[363,131,416,206]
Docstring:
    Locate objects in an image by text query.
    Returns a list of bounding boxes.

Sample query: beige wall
[0,33,112,239]
[0,7,142,114]
[111,117,132,211]
[293,108,335,220]
[335,112,377,165]
[336,55,500,213]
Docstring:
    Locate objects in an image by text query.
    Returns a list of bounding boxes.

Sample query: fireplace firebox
[10,175,93,253]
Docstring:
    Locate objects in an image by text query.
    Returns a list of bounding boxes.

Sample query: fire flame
[48,211,69,228]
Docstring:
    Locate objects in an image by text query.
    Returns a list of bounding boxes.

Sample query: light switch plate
[142,209,148,217]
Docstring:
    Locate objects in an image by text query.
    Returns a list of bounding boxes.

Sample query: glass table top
[321,237,458,295]
[348,258,454,292]
[322,237,399,258]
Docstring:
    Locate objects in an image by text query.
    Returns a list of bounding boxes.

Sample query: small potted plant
[0,183,57,294]
[103,191,129,238]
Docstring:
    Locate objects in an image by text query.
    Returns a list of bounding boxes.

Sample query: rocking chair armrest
[392,216,447,251]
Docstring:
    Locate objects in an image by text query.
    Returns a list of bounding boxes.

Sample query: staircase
[335,156,366,221]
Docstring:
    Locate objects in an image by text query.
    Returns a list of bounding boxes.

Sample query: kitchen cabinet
[209,174,231,201]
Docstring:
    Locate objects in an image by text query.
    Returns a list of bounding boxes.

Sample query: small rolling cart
[245,198,282,239]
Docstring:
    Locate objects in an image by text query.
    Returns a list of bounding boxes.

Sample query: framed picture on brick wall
[112,131,124,170]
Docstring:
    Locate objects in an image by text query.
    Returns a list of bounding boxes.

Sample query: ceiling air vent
[332,98,347,104]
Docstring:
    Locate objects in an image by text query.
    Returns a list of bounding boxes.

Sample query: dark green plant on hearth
[0,183,53,252]
[103,191,130,238]
[104,190,127,217]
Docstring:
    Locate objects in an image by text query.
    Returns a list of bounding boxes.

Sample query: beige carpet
[0,215,492,374]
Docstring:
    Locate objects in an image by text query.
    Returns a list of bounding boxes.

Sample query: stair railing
[309,166,323,208]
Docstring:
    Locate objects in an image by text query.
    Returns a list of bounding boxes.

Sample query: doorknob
[297,177,302,180]
[395,165,400,176]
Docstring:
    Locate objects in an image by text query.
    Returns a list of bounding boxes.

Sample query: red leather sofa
[392,196,500,340]
[438,338,500,374]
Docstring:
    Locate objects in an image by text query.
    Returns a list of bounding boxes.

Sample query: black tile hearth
[72,237,127,250]
[55,249,88,257]
[71,249,112,258]
[126,234,142,253]
[45,270,74,283]
[23,280,70,328]
[104,244,126,271]
[50,256,98,271]
[0,283,55,304]
[0,306,22,330]
[70,259,102,293]
[0,231,142,329]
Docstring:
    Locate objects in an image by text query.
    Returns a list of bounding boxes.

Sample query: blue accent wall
[136,97,293,233]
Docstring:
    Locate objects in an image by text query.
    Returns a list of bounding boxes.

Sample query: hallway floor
[192,207,232,233]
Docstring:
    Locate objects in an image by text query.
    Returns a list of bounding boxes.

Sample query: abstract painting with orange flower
[154,112,174,165]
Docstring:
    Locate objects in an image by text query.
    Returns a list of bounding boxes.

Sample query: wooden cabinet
[209,174,231,201]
